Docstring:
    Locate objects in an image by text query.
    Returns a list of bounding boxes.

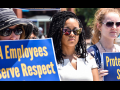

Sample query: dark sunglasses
[102,22,120,27]
[62,27,82,35]
[0,26,23,36]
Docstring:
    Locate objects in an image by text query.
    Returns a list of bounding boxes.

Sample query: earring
[99,36,101,39]
[99,31,101,39]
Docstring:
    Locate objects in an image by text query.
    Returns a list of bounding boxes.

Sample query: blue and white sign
[103,52,120,81]
[0,38,60,81]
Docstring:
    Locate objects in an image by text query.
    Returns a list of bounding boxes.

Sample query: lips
[68,38,75,41]
[110,32,117,33]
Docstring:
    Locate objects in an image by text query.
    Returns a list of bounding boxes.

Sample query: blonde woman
[87,8,120,81]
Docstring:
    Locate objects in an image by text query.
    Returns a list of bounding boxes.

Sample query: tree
[76,8,98,26]
[75,8,99,39]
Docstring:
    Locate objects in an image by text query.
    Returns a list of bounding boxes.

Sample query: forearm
[92,68,99,81]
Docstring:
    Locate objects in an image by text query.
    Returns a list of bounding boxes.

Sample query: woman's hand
[98,69,109,81]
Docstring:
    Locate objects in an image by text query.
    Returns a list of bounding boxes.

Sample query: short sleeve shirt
[57,56,98,81]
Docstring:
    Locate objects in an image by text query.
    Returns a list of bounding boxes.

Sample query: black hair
[33,25,39,36]
[47,11,87,64]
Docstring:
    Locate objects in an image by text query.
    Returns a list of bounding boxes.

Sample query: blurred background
[12,8,120,48]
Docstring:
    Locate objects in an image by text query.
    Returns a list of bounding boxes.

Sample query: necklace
[99,40,117,52]
[99,41,107,52]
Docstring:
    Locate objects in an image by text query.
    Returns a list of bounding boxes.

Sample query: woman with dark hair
[47,11,99,81]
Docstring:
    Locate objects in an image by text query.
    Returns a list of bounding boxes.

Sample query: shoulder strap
[87,45,101,68]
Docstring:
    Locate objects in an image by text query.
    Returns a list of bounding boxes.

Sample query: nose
[70,31,75,36]
[112,23,117,29]
[10,31,17,40]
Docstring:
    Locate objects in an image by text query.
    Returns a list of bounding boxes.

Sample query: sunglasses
[62,27,82,35]
[0,26,23,36]
[102,22,120,27]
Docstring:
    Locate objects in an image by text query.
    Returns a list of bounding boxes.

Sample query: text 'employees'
[0,45,48,61]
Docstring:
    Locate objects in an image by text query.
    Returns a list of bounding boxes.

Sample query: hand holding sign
[98,69,109,81]
[103,52,120,81]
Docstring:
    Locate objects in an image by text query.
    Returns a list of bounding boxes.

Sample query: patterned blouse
[87,45,101,68]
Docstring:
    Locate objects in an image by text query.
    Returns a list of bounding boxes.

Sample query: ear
[97,23,101,31]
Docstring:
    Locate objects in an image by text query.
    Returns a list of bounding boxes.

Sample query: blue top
[87,45,101,68]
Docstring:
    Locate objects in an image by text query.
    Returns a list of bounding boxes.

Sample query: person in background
[28,25,39,39]
[87,8,120,81]
[47,11,99,81]
[38,27,43,38]
[0,8,33,40]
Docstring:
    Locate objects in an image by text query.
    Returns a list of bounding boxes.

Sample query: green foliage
[76,8,99,26]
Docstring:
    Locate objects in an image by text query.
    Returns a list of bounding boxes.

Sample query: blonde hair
[91,8,120,44]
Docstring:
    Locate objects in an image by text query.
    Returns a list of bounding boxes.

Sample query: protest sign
[0,38,60,81]
[15,8,60,11]
[103,52,120,81]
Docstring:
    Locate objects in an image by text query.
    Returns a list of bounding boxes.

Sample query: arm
[92,68,99,81]
[87,53,99,81]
